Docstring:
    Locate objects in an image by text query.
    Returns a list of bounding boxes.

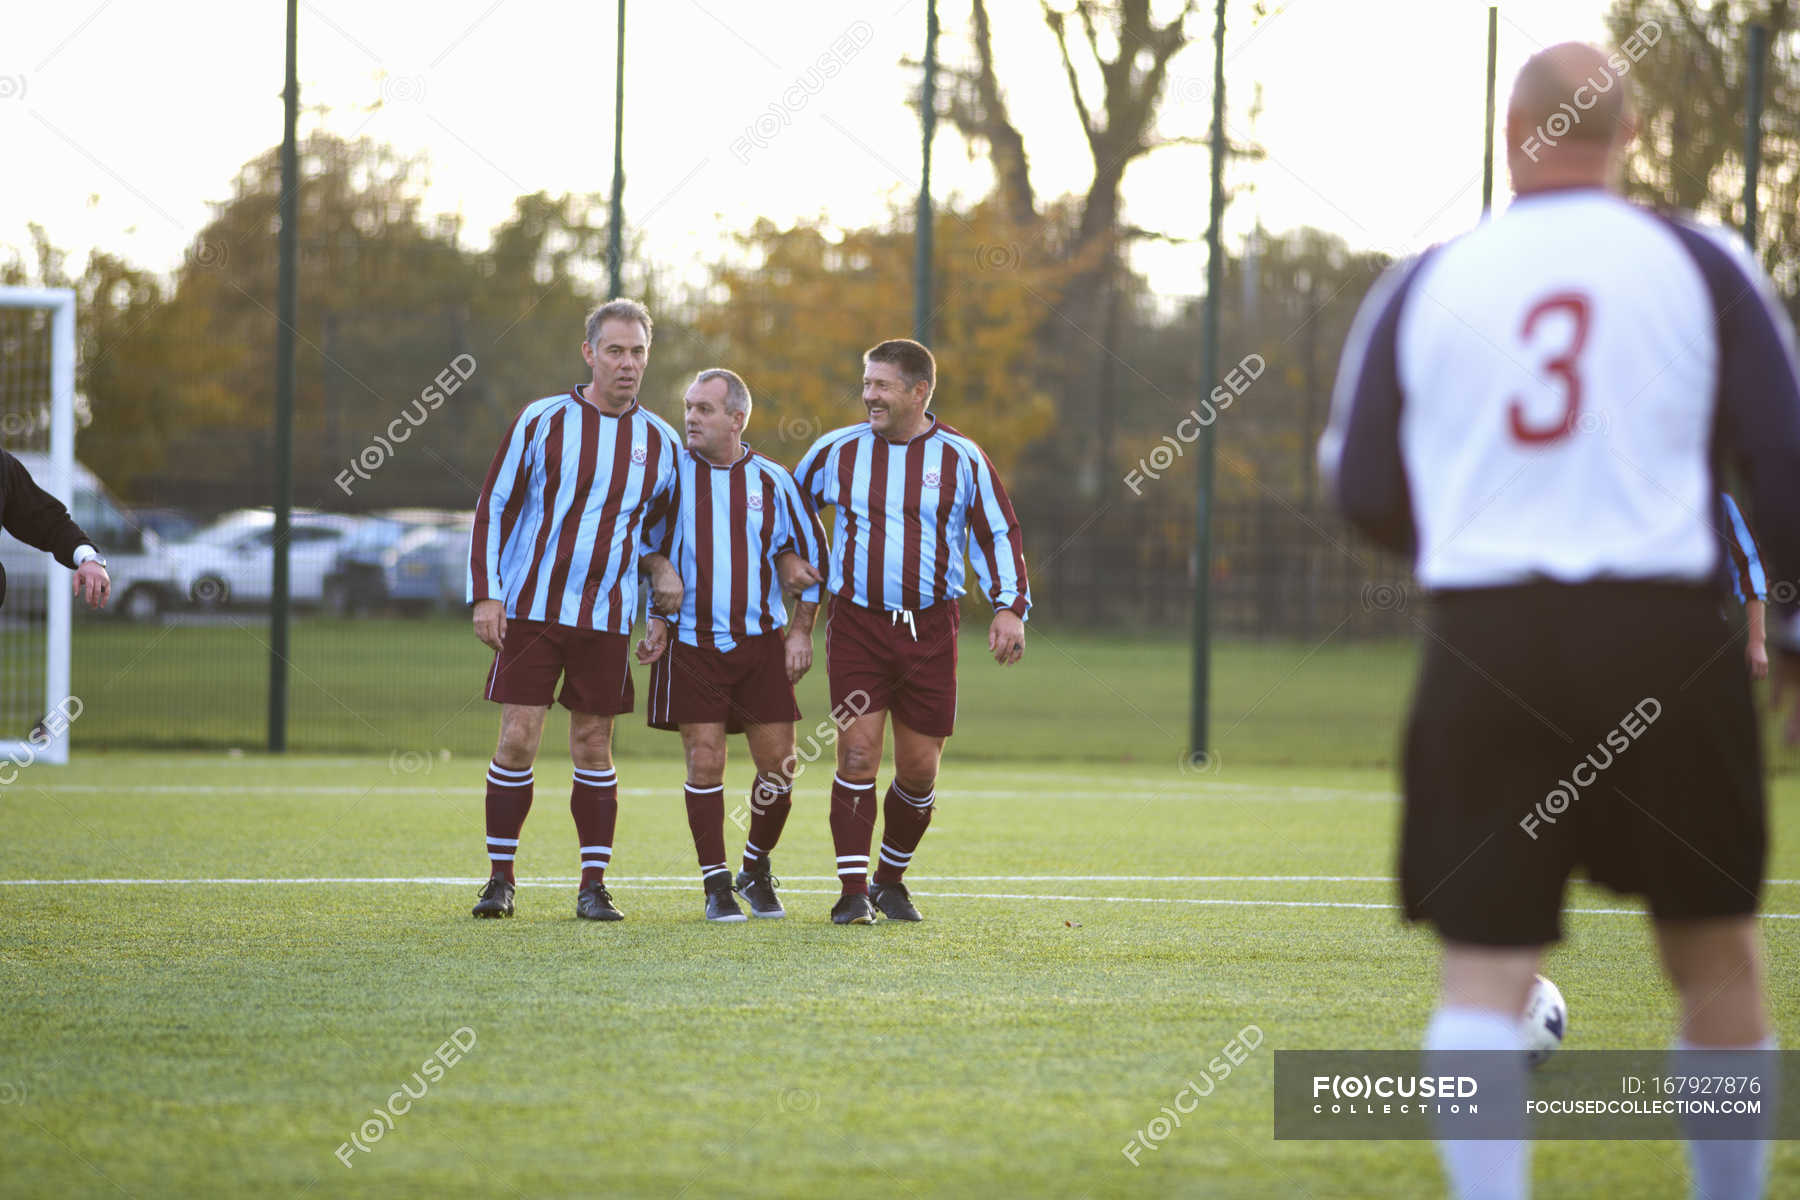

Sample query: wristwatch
[86,556,108,570]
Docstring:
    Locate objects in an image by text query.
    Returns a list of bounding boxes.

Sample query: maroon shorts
[484,618,635,715]
[646,631,801,733]
[826,598,960,738]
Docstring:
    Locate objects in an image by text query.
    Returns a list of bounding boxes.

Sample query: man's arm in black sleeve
[1664,226,1800,637]
[0,451,95,568]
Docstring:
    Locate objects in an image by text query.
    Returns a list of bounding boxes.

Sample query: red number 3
[1507,291,1591,445]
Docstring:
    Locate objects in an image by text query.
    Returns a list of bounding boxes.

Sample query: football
[1520,974,1569,1068]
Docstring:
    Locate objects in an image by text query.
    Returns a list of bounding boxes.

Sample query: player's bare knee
[892,748,939,793]
[568,719,614,771]
[750,757,793,790]
[740,725,795,784]
[1656,916,1762,996]
[893,771,937,798]
[494,709,544,769]
[838,741,880,781]
[684,746,727,788]
[1439,942,1540,1012]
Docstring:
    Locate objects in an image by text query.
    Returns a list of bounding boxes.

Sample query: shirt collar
[570,385,638,419]
[691,440,751,470]
[873,413,938,445]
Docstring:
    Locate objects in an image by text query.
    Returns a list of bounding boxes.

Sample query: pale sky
[3,0,1615,300]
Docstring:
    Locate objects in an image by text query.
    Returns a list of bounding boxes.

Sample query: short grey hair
[693,368,752,417]
[585,298,653,346]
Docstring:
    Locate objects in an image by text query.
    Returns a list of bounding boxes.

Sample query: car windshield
[395,526,444,555]
[186,512,274,544]
[347,520,408,551]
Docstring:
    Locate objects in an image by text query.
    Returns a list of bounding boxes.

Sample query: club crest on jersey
[631,444,647,465]
[746,493,764,511]
[922,470,941,488]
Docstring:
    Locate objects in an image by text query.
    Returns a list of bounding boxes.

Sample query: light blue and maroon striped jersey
[795,415,1030,618]
[659,444,827,651]
[1720,492,1767,605]
[467,388,680,633]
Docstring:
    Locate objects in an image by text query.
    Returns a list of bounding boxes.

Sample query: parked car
[395,523,472,613]
[0,453,183,621]
[168,510,361,609]
[323,511,470,616]
[128,507,199,544]
[320,518,411,616]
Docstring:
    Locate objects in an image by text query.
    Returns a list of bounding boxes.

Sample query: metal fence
[1024,496,1412,638]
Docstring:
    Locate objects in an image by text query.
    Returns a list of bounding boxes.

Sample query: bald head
[1508,42,1637,192]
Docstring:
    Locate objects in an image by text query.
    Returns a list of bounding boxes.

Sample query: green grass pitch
[4,749,1798,1197]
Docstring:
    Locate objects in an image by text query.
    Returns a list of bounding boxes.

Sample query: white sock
[1674,1034,1778,1200]
[1424,1005,1530,1200]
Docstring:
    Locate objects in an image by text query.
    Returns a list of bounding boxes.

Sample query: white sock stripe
[684,783,726,795]
[879,850,911,867]
[879,843,912,860]
[837,866,869,876]
[754,778,792,794]
[700,864,729,878]
[889,782,933,806]
[572,771,616,785]
[835,855,869,866]
[485,837,520,848]
[579,845,612,855]
[833,774,875,792]
[486,772,534,788]
[487,761,532,779]
[486,852,515,862]
[744,841,765,856]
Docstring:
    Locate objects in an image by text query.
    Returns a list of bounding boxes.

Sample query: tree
[697,202,1065,473]
[932,1,1271,498]
[1607,0,1799,304]
[2,224,184,495]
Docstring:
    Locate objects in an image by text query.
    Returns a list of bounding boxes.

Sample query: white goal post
[0,286,76,767]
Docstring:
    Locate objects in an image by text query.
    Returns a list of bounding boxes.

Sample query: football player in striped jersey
[464,299,683,923]
[796,338,1030,924]
[635,369,829,921]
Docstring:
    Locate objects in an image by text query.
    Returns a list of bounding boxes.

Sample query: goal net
[0,287,76,767]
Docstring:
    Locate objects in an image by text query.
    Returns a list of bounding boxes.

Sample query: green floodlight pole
[1744,23,1767,253]
[1189,0,1226,764]
[914,0,939,346]
[608,0,626,298]
[269,0,299,753]
[1482,6,1498,213]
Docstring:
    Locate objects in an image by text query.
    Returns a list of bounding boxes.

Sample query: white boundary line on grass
[3,875,1799,918]
[13,783,1399,800]
[12,872,1800,885]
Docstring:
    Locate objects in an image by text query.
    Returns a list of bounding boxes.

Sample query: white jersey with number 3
[1320,188,1800,593]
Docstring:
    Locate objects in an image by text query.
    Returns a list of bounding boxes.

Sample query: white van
[0,452,183,621]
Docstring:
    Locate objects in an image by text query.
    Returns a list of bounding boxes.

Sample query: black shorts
[1401,581,1764,946]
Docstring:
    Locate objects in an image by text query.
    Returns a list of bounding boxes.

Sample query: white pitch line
[8,784,1392,801]
[4,871,1796,888]
[2,876,1799,919]
[0,873,1399,885]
